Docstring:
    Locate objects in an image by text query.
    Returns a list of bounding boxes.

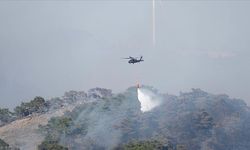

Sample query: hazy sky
[0,1,250,108]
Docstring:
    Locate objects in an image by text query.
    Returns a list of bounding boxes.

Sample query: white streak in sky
[152,0,156,46]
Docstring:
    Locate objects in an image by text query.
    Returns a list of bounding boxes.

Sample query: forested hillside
[1,87,250,150]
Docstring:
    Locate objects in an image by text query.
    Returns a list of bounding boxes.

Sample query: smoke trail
[137,88,161,112]
[152,0,156,46]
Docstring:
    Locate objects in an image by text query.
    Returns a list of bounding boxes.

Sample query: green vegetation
[39,116,87,143]
[1,88,250,150]
[39,116,88,150]
[0,96,48,126]
[39,117,73,141]
[38,88,250,150]
[0,138,10,150]
[117,140,173,150]
[0,108,14,126]
[14,96,48,117]
[38,140,68,150]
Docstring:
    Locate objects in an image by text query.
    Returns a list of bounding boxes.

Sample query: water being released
[137,88,161,112]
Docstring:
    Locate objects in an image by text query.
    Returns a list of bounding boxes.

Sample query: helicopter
[123,56,144,64]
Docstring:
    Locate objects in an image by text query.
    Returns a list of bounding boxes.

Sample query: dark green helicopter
[123,56,144,64]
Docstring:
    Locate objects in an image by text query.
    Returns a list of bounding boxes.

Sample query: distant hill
[0,87,250,150]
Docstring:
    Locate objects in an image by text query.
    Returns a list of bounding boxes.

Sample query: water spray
[137,83,161,112]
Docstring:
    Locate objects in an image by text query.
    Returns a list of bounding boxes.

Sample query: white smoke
[137,88,161,112]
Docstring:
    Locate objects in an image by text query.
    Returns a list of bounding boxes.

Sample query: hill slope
[1,87,250,150]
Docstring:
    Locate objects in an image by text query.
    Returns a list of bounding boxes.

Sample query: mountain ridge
[0,87,249,150]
